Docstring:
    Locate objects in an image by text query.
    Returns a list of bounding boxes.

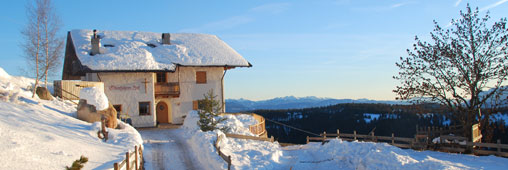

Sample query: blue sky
[1,0,507,101]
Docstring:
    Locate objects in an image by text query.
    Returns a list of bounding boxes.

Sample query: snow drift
[0,67,142,170]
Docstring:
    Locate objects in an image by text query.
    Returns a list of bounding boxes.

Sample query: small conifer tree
[197,89,229,132]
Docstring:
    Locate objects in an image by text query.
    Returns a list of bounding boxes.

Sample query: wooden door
[156,102,169,124]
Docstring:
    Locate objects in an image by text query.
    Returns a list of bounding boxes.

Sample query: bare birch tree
[393,5,508,140]
[21,0,63,98]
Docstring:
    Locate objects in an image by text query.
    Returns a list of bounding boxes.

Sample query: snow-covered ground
[0,67,142,170]
[177,111,508,170]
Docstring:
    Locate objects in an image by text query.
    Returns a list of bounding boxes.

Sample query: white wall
[84,66,225,126]
[167,67,224,124]
[86,72,156,127]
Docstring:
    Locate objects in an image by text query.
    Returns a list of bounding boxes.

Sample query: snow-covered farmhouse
[61,29,251,127]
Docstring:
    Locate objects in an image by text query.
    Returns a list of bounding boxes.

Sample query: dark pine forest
[251,103,508,144]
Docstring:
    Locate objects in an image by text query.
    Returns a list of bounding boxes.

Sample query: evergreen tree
[197,89,229,132]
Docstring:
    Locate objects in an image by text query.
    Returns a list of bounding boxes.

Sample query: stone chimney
[162,33,170,45]
[91,29,101,55]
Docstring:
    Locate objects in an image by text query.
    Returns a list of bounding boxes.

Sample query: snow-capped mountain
[225,96,405,112]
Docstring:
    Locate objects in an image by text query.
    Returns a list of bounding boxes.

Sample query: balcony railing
[154,82,180,97]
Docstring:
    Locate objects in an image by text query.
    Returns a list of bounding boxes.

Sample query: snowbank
[180,109,508,170]
[0,67,9,78]
[79,87,109,110]
[0,67,143,170]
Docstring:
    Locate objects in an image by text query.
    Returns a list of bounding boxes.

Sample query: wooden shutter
[196,71,207,84]
[193,100,198,110]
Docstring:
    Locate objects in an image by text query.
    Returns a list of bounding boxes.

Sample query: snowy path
[139,128,202,170]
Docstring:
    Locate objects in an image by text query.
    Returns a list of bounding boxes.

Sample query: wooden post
[354,131,357,141]
[391,133,395,145]
[227,155,232,170]
[323,131,327,141]
[135,145,139,170]
[139,145,143,168]
[126,152,130,170]
[114,163,119,170]
[498,139,501,155]
[306,136,309,144]
[371,132,375,142]
[337,129,340,139]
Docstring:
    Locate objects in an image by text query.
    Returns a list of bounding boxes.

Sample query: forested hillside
[253,103,508,144]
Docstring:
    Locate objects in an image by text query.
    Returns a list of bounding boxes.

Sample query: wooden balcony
[154,82,180,98]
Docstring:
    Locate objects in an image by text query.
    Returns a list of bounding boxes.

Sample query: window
[156,72,166,83]
[196,71,207,84]
[193,100,205,110]
[139,102,151,115]
[113,105,122,118]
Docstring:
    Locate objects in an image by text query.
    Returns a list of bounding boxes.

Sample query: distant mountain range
[225,96,406,112]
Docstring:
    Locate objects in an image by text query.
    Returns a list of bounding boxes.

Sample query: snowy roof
[70,29,251,71]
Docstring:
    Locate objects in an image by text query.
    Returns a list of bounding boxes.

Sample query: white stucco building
[62,29,251,127]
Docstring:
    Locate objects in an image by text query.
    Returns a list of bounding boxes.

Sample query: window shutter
[193,100,198,110]
[196,71,207,84]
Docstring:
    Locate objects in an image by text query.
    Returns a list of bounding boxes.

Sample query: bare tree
[393,5,508,140]
[21,0,63,98]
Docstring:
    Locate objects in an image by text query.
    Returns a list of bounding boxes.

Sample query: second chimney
[91,29,101,55]
[162,33,170,45]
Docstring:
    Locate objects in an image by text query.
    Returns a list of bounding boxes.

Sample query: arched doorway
[156,101,170,124]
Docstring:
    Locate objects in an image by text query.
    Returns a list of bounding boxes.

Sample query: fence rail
[221,113,267,137]
[113,145,143,170]
[226,133,275,143]
[306,129,508,158]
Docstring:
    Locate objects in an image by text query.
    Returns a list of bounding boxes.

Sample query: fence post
[227,155,232,170]
[114,163,119,170]
[306,136,309,144]
[126,152,130,170]
[391,133,395,145]
[354,131,357,141]
[371,132,375,142]
[135,145,139,170]
[337,129,340,139]
[323,131,327,141]
[498,139,501,156]
[139,145,143,168]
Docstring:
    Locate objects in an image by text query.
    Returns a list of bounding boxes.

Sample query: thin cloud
[480,0,508,11]
[179,16,253,33]
[179,2,290,33]
[454,0,462,7]
[390,3,405,9]
[250,3,290,14]
[352,2,412,12]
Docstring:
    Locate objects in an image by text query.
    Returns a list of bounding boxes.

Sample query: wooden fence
[306,129,508,158]
[113,145,143,170]
[226,133,275,143]
[215,134,232,170]
[221,113,267,137]
[53,80,104,100]
[307,130,415,149]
